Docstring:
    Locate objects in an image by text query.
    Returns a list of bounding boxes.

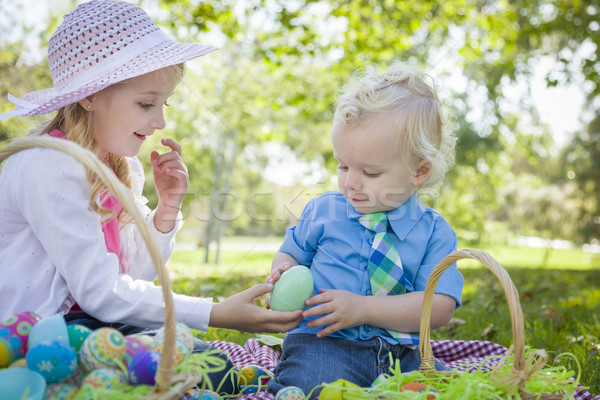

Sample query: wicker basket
[418,248,565,400]
[0,137,203,399]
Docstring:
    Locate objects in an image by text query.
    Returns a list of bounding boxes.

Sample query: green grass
[168,243,600,396]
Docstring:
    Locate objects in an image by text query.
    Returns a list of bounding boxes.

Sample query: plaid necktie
[359,212,419,344]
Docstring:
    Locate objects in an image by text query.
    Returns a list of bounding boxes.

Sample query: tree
[563,113,600,244]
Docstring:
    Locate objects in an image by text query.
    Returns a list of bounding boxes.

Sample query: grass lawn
[168,242,600,396]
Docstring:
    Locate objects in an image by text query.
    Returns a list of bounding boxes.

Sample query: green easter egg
[269,265,314,311]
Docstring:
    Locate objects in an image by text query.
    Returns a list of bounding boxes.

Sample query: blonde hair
[335,63,456,193]
[33,64,185,222]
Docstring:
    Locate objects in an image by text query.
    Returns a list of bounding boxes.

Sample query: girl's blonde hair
[335,63,456,194]
[33,64,185,222]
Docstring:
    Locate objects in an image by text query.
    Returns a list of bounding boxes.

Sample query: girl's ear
[413,159,432,187]
[77,96,94,111]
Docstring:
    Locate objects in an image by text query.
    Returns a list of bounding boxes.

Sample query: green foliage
[563,113,600,243]
[2,0,597,245]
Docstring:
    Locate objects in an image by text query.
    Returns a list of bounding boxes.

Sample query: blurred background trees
[1,0,599,261]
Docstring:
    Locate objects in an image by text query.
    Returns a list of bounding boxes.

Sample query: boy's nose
[344,173,361,191]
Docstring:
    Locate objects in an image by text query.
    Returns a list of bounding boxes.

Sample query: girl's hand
[303,289,367,338]
[151,138,188,233]
[210,284,304,333]
[265,262,292,309]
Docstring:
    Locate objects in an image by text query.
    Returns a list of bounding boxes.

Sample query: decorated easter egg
[182,388,223,400]
[239,364,273,386]
[0,368,46,400]
[67,324,91,352]
[79,327,126,372]
[63,365,85,387]
[275,386,306,400]
[319,379,361,400]
[269,265,314,311]
[28,314,69,349]
[0,311,41,359]
[9,357,28,369]
[127,349,160,386]
[401,382,438,399]
[371,373,389,387]
[80,368,126,389]
[0,335,19,367]
[45,383,78,400]
[151,322,194,365]
[123,335,151,367]
[128,333,154,348]
[26,341,78,383]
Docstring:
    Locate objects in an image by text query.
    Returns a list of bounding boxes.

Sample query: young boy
[267,64,464,398]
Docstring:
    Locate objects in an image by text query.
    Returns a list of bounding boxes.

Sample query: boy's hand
[265,262,293,309]
[303,289,367,338]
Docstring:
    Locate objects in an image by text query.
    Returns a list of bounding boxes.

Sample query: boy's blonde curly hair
[335,62,456,195]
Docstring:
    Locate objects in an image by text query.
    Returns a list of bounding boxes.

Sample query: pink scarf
[48,130,123,267]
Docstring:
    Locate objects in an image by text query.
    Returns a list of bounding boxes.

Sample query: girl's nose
[150,109,166,130]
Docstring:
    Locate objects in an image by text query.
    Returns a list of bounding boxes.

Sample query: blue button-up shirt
[279,190,464,344]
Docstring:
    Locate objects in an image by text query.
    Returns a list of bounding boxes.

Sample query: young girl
[0,0,302,393]
[267,64,464,398]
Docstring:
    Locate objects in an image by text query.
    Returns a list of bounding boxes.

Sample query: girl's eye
[337,165,348,171]
[139,103,154,109]
[164,101,170,107]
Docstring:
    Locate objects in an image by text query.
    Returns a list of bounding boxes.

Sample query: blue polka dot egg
[26,341,78,384]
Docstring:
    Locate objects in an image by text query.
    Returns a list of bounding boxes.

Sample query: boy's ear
[413,159,432,187]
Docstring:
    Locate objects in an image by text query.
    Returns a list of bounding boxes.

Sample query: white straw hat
[0,0,217,120]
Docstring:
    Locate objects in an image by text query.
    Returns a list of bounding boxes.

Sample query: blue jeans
[64,312,239,395]
[267,333,449,399]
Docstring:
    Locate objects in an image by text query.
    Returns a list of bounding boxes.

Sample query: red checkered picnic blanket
[209,339,599,400]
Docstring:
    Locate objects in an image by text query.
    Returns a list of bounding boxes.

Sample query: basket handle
[419,248,525,374]
[0,137,176,391]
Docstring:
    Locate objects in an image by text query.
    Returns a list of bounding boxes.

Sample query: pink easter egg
[0,312,41,358]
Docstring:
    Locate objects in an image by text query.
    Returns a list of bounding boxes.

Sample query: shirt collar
[348,192,425,241]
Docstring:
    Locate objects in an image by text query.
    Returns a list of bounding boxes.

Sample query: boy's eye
[337,165,348,171]
[364,171,381,177]
[139,102,154,109]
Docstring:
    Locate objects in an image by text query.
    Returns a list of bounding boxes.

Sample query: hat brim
[19,41,217,117]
